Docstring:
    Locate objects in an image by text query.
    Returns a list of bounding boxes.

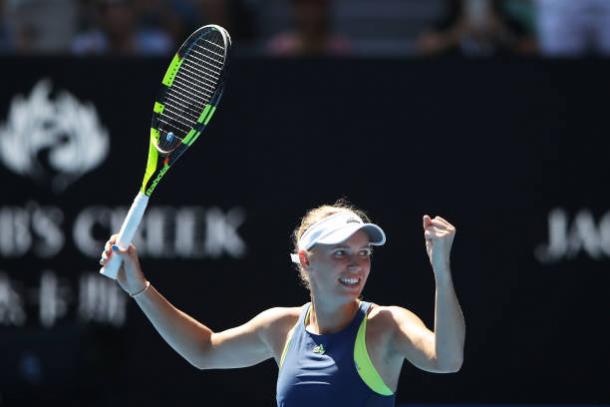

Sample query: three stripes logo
[312,344,326,355]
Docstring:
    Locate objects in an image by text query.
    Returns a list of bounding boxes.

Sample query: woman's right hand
[100,235,148,296]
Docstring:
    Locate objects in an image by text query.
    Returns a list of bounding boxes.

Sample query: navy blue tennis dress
[276,301,396,406]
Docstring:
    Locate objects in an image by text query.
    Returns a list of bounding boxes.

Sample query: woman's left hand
[423,215,456,273]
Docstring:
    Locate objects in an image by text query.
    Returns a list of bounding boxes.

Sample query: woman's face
[306,230,372,303]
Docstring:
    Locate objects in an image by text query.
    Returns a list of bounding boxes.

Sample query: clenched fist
[423,215,456,273]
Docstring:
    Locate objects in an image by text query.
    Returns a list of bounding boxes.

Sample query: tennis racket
[100,24,232,279]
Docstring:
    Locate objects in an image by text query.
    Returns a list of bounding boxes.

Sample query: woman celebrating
[99,202,465,406]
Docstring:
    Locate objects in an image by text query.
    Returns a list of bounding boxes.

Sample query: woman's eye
[333,250,346,257]
[359,249,372,257]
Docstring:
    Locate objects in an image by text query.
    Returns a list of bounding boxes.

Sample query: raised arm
[387,215,465,373]
[100,237,297,370]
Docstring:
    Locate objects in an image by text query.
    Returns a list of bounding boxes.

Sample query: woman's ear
[298,250,310,269]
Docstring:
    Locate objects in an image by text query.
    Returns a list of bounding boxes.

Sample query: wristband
[130,281,151,298]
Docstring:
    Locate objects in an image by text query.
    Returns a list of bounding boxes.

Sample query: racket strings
[176,52,223,96]
[190,47,224,70]
[167,68,213,107]
[183,51,222,79]
[177,65,217,92]
[172,67,215,97]
[160,107,198,128]
[156,28,227,154]
[163,39,225,116]
[168,80,211,106]
[163,94,203,117]
[158,74,212,144]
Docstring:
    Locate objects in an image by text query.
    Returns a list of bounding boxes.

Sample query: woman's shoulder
[366,303,420,332]
[261,305,302,319]
[364,304,422,356]
[254,305,303,331]
[253,306,303,350]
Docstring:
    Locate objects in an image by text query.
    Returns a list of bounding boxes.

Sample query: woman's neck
[308,297,360,335]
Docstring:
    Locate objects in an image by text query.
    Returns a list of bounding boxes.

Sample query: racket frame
[100,24,230,280]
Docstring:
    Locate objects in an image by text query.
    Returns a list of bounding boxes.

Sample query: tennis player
[99,202,465,406]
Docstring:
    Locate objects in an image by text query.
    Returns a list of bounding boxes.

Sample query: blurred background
[1,0,610,406]
[0,0,609,58]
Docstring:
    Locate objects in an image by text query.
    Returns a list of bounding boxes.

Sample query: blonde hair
[291,199,371,289]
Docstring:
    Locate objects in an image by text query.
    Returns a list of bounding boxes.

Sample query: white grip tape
[99,192,150,280]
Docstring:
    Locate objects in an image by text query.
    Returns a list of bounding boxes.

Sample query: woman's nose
[347,256,361,271]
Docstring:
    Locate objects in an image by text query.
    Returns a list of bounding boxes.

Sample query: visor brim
[315,223,386,247]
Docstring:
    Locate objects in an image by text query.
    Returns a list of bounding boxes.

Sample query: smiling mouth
[338,277,361,287]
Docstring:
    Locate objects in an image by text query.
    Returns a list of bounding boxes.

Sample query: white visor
[290,211,386,263]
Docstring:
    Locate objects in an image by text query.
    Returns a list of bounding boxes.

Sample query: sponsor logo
[0,270,126,327]
[312,344,326,355]
[0,203,246,328]
[0,203,246,259]
[0,79,109,193]
[535,208,610,264]
[145,165,170,195]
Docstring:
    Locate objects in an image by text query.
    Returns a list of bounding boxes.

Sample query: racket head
[141,24,231,196]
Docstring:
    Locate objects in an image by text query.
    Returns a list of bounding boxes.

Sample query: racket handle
[99,192,150,280]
